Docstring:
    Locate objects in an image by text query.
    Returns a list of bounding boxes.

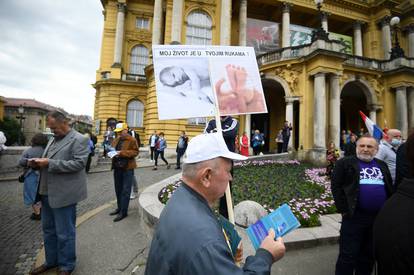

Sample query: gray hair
[182,158,220,180]
[47,110,68,123]
[356,134,378,147]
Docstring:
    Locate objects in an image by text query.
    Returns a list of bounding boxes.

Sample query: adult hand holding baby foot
[215,64,265,114]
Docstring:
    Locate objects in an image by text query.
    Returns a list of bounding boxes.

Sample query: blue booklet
[246,203,300,249]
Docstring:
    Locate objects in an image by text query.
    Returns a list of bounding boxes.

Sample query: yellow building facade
[94,0,414,162]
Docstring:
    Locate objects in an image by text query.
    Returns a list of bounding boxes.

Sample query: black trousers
[282,138,289,152]
[219,161,234,219]
[150,146,155,160]
[176,148,185,168]
[335,211,376,275]
[154,150,168,166]
[277,142,283,153]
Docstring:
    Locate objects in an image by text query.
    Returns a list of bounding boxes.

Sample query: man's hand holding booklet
[247,203,300,249]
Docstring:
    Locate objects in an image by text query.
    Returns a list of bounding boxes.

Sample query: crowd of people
[10,110,413,274]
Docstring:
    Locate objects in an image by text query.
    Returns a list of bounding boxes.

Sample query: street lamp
[311,0,329,42]
[390,16,405,59]
[16,104,25,145]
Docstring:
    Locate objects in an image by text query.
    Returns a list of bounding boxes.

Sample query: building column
[369,109,377,124]
[171,0,184,42]
[152,0,163,45]
[406,24,414,58]
[220,0,232,45]
[396,86,408,138]
[239,0,247,46]
[329,74,340,147]
[353,21,363,56]
[314,73,327,149]
[407,87,414,130]
[112,3,126,67]
[282,2,292,48]
[321,12,329,33]
[285,97,294,149]
[379,16,392,60]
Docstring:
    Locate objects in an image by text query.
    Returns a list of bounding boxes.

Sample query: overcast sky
[0,0,103,116]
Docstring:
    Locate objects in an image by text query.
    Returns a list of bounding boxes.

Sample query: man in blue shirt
[145,133,286,274]
[331,134,393,275]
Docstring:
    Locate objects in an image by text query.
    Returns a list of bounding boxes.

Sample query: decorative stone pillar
[285,97,295,149]
[396,86,408,138]
[405,24,414,58]
[407,87,414,129]
[152,0,163,45]
[353,21,363,56]
[329,74,340,147]
[313,73,326,149]
[112,3,126,67]
[282,2,292,48]
[368,105,378,124]
[321,12,329,33]
[171,0,184,42]
[369,110,377,124]
[239,0,247,46]
[220,0,232,45]
[379,16,392,60]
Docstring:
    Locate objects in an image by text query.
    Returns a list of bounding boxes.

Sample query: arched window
[186,10,212,45]
[127,100,144,127]
[130,45,149,75]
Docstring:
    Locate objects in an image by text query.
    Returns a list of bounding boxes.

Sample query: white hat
[184,132,247,164]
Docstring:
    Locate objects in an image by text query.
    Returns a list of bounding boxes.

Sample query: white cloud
[0,0,103,116]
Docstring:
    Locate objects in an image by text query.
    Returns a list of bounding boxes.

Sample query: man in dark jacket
[343,133,357,157]
[331,134,393,275]
[373,131,414,275]
[145,133,286,275]
[395,141,410,187]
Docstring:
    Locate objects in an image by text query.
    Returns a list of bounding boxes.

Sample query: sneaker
[167,164,171,169]
[130,192,136,200]
[152,166,157,170]
[175,166,181,170]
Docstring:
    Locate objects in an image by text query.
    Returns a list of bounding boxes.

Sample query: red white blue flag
[359,111,384,140]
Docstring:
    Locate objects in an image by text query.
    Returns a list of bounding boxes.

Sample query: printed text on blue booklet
[246,203,300,249]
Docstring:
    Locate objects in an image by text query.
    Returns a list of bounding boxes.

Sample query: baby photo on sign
[210,61,267,116]
[154,58,215,120]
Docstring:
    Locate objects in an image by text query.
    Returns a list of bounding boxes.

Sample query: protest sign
[152,45,267,120]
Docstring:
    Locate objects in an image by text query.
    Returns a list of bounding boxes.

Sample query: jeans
[113,169,133,215]
[131,170,138,193]
[41,196,77,271]
[176,148,185,168]
[335,211,376,275]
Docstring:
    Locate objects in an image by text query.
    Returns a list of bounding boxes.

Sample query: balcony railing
[257,39,414,72]
[122,73,146,82]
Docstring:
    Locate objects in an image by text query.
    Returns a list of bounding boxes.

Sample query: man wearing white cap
[145,133,285,274]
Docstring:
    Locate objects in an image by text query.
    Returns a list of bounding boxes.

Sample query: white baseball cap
[184,132,247,164]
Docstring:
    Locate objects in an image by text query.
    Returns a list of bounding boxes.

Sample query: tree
[0,117,25,146]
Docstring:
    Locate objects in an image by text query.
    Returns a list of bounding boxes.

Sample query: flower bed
[158,160,336,227]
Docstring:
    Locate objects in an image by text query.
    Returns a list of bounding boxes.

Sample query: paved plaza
[0,164,177,275]
[1,161,339,275]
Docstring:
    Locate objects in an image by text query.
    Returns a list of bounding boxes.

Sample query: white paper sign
[152,45,267,120]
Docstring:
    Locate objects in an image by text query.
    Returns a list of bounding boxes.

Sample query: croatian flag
[359,111,384,140]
